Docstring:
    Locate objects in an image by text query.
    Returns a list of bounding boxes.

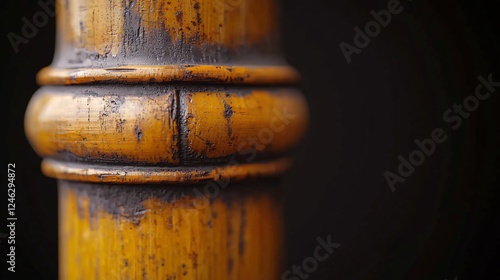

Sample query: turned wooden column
[25,0,308,279]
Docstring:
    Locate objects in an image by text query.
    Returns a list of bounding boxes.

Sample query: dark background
[2,0,499,279]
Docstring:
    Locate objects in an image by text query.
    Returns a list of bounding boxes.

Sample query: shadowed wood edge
[42,158,293,184]
[37,65,301,85]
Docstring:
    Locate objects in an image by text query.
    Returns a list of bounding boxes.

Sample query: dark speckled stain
[54,0,283,67]
[188,251,198,269]
[222,98,234,137]
[116,118,127,134]
[238,207,247,256]
[105,95,125,114]
[193,2,202,26]
[142,266,147,279]
[205,140,217,152]
[134,126,143,142]
[166,216,173,229]
[175,11,183,24]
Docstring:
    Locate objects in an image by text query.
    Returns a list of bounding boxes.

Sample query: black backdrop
[2,0,499,279]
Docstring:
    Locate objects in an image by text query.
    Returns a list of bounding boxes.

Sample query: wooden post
[25,0,308,279]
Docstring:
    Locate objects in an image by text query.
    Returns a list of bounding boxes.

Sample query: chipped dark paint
[116,118,127,134]
[134,126,143,142]
[193,2,202,27]
[175,11,183,24]
[205,140,216,152]
[166,216,173,230]
[104,95,125,114]
[222,97,234,137]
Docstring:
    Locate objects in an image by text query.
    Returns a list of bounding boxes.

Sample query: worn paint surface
[54,0,282,67]
[59,180,284,280]
[25,0,307,279]
[26,86,308,167]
